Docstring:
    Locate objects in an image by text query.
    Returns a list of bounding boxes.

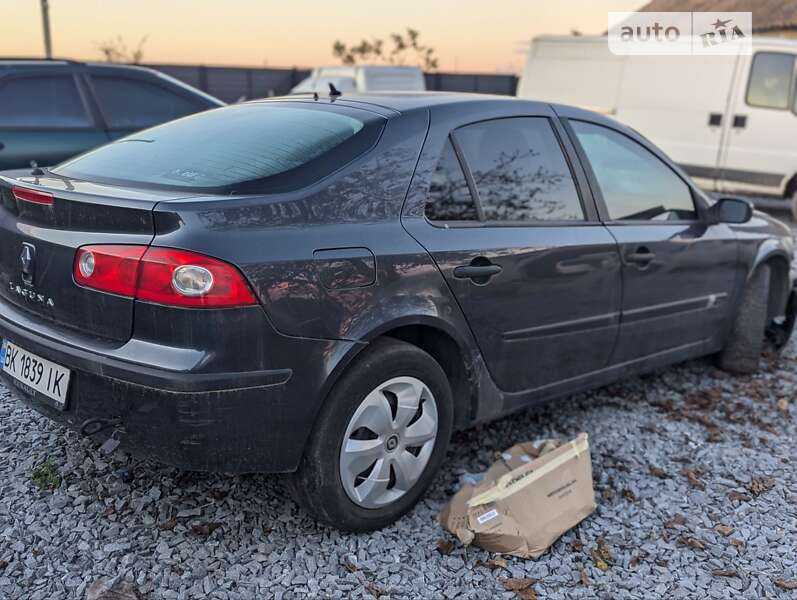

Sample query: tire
[289,337,453,532]
[718,264,770,374]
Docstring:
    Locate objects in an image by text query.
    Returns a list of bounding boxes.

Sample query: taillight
[74,246,146,297]
[13,186,54,206]
[135,248,258,308]
[74,245,257,308]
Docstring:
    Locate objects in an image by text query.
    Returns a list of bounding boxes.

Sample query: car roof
[0,59,161,74]
[258,91,531,115]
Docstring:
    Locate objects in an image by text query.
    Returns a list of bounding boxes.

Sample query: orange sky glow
[4,0,646,73]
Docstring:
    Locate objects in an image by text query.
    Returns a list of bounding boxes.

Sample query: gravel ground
[1,228,796,600]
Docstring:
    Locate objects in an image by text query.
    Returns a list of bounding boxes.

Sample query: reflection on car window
[92,76,202,129]
[0,76,90,128]
[746,53,795,110]
[572,121,696,221]
[454,118,583,222]
[425,140,478,222]
[54,103,377,193]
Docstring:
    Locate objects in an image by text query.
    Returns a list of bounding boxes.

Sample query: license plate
[1,340,70,407]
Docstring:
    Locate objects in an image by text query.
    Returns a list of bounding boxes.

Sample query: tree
[332,28,438,70]
[96,35,148,64]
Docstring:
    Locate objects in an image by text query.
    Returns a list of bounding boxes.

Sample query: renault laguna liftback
[0,93,794,531]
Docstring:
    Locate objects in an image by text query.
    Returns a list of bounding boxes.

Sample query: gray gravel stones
[1,259,796,600]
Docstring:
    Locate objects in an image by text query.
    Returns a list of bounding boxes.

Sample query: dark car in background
[0,59,224,170]
[0,94,794,532]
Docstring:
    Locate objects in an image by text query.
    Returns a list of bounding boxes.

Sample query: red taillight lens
[13,186,54,206]
[136,248,258,308]
[74,246,146,297]
[73,245,257,308]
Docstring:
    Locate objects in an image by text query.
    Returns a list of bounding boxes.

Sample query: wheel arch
[751,246,792,322]
[319,316,480,432]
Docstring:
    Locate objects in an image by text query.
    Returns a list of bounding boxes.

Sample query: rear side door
[565,117,741,364]
[0,71,108,170]
[404,107,622,394]
[718,51,797,196]
[86,71,214,141]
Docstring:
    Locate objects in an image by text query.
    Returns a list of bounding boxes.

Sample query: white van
[518,35,797,218]
[292,65,426,94]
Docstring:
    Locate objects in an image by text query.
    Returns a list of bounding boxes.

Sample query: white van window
[746,52,796,110]
[572,121,696,222]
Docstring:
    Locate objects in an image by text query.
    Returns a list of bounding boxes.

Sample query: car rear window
[53,103,383,193]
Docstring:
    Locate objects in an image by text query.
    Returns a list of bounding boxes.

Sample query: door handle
[626,247,655,265]
[733,115,747,128]
[708,113,722,126]
[453,258,502,284]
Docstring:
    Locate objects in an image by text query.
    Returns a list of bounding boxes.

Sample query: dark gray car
[0,93,793,531]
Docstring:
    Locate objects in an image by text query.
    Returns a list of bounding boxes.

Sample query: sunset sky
[4,0,646,73]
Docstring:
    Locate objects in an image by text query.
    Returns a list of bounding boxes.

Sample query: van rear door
[614,54,739,192]
[718,50,797,197]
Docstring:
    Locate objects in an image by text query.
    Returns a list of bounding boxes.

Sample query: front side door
[0,72,108,170]
[405,111,622,393]
[719,50,797,196]
[567,118,741,364]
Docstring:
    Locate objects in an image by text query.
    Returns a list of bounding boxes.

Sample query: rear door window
[454,118,584,222]
[425,140,479,222]
[0,75,91,128]
[53,103,383,193]
[746,52,796,110]
[91,76,204,129]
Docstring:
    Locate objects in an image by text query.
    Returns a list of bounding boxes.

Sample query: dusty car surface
[0,93,794,531]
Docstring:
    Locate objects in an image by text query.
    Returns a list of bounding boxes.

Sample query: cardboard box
[439,433,595,559]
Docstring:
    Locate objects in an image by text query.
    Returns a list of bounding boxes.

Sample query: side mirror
[706,197,753,225]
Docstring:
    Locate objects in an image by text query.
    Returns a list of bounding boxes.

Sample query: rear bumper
[0,299,361,473]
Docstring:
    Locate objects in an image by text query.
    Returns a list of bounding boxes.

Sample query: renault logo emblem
[20,243,36,284]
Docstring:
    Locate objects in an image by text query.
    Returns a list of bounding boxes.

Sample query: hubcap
[339,376,438,509]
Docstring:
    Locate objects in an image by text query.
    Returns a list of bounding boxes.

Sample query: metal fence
[145,64,518,102]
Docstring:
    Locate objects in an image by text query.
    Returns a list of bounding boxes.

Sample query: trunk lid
[0,172,189,342]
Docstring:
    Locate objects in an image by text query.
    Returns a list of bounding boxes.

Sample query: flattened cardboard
[439,433,595,559]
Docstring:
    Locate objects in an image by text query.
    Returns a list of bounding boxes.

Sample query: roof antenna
[328,83,342,98]
[29,160,44,176]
